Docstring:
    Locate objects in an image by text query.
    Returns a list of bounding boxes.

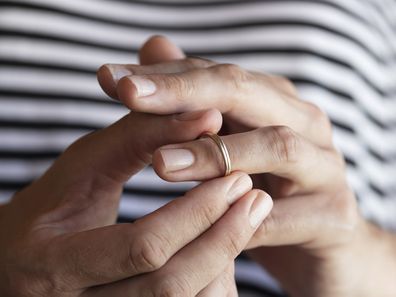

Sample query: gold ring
[200,132,232,176]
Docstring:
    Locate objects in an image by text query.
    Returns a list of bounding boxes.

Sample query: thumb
[139,35,185,65]
[27,109,222,229]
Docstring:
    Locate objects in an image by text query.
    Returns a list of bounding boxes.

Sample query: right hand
[0,107,272,296]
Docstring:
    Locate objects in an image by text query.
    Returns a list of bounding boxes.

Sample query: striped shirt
[0,0,395,296]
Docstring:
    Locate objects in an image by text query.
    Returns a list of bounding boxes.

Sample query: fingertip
[172,109,222,139]
[116,76,138,110]
[97,64,119,99]
[199,108,223,134]
[152,148,169,181]
[139,35,185,65]
[180,108,223,136]
[248,190,273,228]
[152,109,224,182]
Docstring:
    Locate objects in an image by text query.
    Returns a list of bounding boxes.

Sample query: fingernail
[159,148,194,172]
[106,65,132,84]
[249,192,273,228]
[128,76,156,97]
[227,174,252,205]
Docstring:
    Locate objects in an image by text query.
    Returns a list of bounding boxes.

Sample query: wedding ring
[200,132,232,176]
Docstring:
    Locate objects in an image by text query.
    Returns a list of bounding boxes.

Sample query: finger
[197,263,235,297]
[33,108,222,226]
[153,126,343,192]
[247,189,357,248]
[82,189,272,297]
[97,34,185,99]
[46,172,252,290]
[97,57,214,99]
[139,35,185,65]
[116,63,332,147]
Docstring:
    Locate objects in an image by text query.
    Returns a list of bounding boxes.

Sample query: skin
[97,36,396,297]
[0,38,274,296]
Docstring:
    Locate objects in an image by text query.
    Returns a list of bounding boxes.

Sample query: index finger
[44,172,252,290]
[115,63,332,148]
[82,189,273,297]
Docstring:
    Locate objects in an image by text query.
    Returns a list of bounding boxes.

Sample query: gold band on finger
[200,132,232,176]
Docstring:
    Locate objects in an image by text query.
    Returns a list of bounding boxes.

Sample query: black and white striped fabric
[1,0,395,296]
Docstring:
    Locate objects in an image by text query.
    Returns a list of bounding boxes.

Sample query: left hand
[97,37,396,297]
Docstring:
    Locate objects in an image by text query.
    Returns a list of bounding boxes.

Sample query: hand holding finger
[1,107,225,296]
[153,126,343,193]
[45,172,252,290]
[82,189,272,296]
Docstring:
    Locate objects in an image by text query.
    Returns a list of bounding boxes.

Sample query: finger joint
[129,231,169,274]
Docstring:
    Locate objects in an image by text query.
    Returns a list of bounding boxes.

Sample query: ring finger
[153,126,343,193]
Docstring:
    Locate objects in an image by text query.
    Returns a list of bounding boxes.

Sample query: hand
[0,105,275,296]
[81,177,272,297]
[98,37,396,297]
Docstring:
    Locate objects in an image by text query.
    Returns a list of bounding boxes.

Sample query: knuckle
[305,102,333,138]
[212,63,252,95]
[129,231,169,273]
[222,229,243,258]
[275,76,297,95]
[267,126,301,164]
[192,201,219,229]
[148,274,193,297]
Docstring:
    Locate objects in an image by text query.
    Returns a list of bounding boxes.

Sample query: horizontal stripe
[2,50,396,124]
[0,129,89,151]
[297,85,396,158]
[0,97,126,127]
[293,78,396,130]
[0,120,98,131]
[0,89,116,105]
[0,37,134,70]
[0,68,104,100]
[0,160,196,192]
[2,31,395,97]
[0,6,392,64]
[0,151,59,159]
[0,0,384,39]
